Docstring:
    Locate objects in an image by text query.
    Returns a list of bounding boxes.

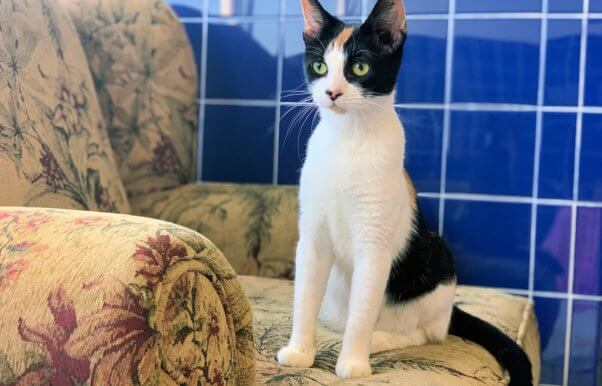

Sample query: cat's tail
[448,306,533,386]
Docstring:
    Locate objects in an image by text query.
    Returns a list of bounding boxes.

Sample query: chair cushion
[0,0,129,212]
[130,183,299,279]
[62,0,199,198]
[241,276,541,385]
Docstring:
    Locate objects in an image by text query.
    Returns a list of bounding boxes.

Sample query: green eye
[352,62,370,76]
[312,61,328,75]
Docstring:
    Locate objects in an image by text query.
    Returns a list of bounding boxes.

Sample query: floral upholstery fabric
[62,0,199,198]
[0,0,129,213]
[241,276,541,386]
[0,207,254,386]
[131,183,299,279]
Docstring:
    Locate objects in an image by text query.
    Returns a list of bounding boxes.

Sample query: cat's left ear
[362,0,407,52]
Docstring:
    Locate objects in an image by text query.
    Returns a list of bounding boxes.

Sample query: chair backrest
[0,0,130,213]
[62,0,199,198]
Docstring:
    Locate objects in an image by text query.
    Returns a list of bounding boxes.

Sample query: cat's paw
[277,345,316,368]
[335,358,372,378]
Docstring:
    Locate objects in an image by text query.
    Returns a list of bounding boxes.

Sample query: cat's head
[301,0,407,114]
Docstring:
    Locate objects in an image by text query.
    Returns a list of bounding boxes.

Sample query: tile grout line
[197,0,209,182]
[180,12,602,24]
[273,0,286,185]
[563,0,590,384]
[438,0,456,235]
[200,97,602,113]
[528,0,549,301]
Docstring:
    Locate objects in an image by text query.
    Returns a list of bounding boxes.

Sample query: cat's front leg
[278,232,333,368]
[336,247,391,378]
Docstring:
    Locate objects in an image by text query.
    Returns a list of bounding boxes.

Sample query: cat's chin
[329,105,346,115]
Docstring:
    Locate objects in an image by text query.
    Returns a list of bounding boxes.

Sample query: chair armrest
[0,207,254,385]
[130,183,299,279]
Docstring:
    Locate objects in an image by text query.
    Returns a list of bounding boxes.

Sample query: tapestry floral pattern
[62,0,199,198]
[131,183,300,280]
[0,0,129,212]
[242,276,541,386]
[0,208,255,386]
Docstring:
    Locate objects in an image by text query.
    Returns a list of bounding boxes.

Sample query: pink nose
[326,90,343,101]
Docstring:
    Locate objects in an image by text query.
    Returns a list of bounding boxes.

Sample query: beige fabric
[0,0,129,213]
[241,276,541,386]
[62,0,199,198]
[0,207,255,385]
[131,183,299,279]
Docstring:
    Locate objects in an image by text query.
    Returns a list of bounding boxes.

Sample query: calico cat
[277,0,533,384]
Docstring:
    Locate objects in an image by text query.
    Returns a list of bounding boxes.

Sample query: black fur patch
[385,200,456,304]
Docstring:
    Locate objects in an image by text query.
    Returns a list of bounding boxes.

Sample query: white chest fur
[298,104,411,264]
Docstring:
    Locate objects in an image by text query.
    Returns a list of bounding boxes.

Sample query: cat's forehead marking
[332,27,354,51]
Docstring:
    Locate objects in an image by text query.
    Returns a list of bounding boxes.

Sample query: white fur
[277,28,456,379]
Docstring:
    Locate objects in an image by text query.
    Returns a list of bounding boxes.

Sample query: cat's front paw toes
[277,345,316,368]
[335,358,372,378]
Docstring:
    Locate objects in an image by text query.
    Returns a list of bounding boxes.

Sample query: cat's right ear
[300,0,335,37]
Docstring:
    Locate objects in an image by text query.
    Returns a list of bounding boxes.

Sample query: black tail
[449,306,533,386]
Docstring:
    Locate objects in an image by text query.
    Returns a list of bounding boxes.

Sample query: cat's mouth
[330,104,345,114]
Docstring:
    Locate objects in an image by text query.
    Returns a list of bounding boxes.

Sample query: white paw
[335,358,372,378]
[277,345,316,368]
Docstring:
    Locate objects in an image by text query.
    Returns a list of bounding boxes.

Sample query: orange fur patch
[404,169,417,209]
[333,27,353,49]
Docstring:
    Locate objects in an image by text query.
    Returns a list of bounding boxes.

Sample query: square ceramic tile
[534,297,567,385]
[281,20,309,103]
[209,0,279,17]
[585,20,602,107]
[456,0,541,13]
[453,20,541,104]
[278,105,318,184]
[539,113,576,199]
[579,114,602,202]
[397,20,447,104]
[569,300,602,385]
[574,207,602,296]
[366,0,448,14]
[590,0,602,12]
[443,200,531,289]
[545,20,581,106]
[419,197,440,231]
[202,105,275,183]
[183,22,202,88]
[399,109,443,193]
[548,0,584,12]
[206,22,278,99]
[535,206,570,292]
[168,0,202,17]
[447,111,536,196]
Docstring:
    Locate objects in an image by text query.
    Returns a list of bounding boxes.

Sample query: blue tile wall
[444,200,531,289]
[447,111,536,196]
[172,1,602,384]
[545,20,581,106]
[453,19,541,104]
[539,113,576,199]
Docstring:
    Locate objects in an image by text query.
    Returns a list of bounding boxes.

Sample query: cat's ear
[300,0,336,37]
[362,0,407,51]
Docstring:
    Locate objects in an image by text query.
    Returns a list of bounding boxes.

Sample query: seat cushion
[130,183,299,279]
[0,0,129,212]
[240,276,541,385]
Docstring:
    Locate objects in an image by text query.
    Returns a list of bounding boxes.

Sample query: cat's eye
[312,61,328,75]
[352,62,370,77]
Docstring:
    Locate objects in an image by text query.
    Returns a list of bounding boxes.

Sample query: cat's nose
[326,90,343,101]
